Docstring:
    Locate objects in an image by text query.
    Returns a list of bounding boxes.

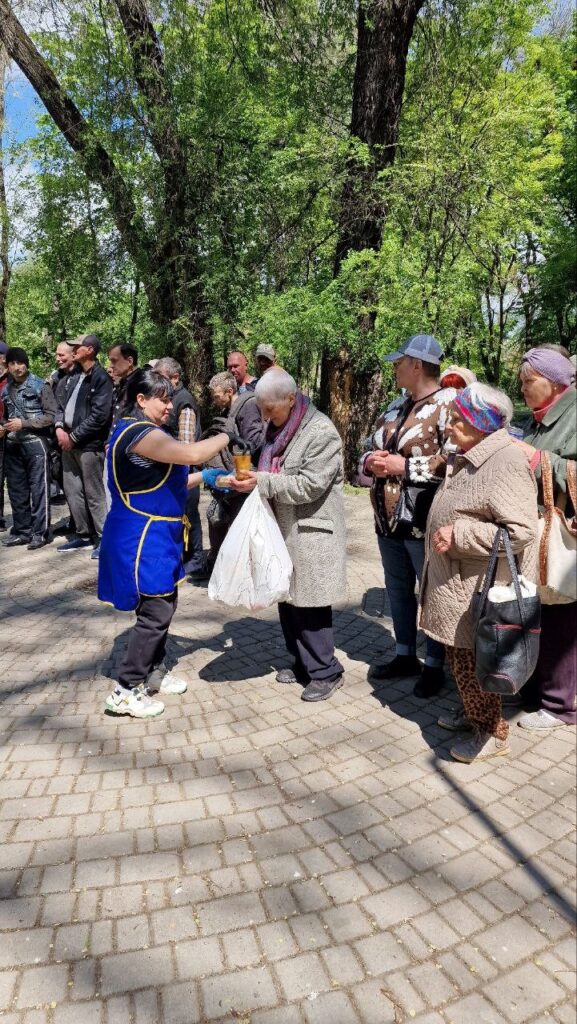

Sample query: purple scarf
[258,391,310,474]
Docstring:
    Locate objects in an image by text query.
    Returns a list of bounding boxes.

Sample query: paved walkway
[0,492,575,1024]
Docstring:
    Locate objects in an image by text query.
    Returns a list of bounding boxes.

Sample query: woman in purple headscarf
[516,346,576,732]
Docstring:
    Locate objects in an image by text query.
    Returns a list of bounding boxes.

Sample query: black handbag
[473,527,541,695]
[394,483,437,533]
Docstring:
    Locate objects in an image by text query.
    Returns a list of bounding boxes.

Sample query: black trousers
[5,439,51,539]
[118,591,177,689]
[183,485,204,572]
[278,602,344,682]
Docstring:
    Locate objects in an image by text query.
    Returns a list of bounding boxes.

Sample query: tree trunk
[0,0,214,387]
[0,45,10,345]
[323,0,424,477]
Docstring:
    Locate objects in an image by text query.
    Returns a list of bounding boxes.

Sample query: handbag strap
[566,458,577,516]
[474,526,527,629]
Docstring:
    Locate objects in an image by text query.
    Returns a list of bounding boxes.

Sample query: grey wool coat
[256,404,348,607]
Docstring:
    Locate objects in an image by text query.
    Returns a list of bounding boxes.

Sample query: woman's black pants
[119,591,178,689]
[278,602,343,682]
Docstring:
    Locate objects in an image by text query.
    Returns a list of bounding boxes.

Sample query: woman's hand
[432,524,454,554]
[227,471,258,493]
[380,453,406,476]
[365,452,405,477]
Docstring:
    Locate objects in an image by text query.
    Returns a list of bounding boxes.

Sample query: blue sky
[4,74,43,147]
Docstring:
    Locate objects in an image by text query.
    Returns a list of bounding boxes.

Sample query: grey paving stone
[275,952,332,1001]
[484,963,566,1023]
[201,966,277,1019]
[0,494,574,1024]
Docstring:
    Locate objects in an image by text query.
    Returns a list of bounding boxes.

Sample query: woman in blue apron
[99,369,232,718]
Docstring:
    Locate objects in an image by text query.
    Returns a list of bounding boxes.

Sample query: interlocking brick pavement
[0,491,575,1023]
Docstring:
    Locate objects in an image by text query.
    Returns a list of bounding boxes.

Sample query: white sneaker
[157,672,188,695]
[105,684,164,718]
[146,663,188,695]
[518,709,567,730]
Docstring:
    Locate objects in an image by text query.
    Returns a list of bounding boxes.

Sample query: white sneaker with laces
[105,684,164,718]
[157,672,188,695]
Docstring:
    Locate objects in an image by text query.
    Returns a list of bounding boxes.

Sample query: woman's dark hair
[126,369,174,411]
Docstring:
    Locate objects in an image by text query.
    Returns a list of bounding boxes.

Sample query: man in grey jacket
[0,348,58,550]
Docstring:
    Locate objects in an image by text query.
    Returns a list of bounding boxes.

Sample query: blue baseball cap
[383,334,444,366]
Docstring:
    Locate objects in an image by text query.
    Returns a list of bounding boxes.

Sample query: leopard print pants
[446,647,509,740]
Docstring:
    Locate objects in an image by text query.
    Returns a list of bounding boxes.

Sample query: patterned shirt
[368,387,457,537]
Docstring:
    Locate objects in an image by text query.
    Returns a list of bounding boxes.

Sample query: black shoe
[52,521,73,537]
[188,567,211,581]
[413,665,445,699]
[371,655,422,681]
[27,535,49,550]
[3,535,30,547]
[0,518,6,532]
[301,675,344,702]
[57,536,92,551]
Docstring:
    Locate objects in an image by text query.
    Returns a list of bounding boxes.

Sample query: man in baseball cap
[254,344,277,376]
[383,333,444,366]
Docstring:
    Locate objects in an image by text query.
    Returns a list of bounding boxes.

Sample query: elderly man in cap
[362,334,458,699]
[254,344,277,377]
[0,347,58,549]
[54,334,113,558]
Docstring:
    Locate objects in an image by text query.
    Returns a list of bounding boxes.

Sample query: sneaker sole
[158,684,187,695]
[450,743,510,764]
[104,700,164,719]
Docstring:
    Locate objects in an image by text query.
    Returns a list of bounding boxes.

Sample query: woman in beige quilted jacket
[420,383,539,763]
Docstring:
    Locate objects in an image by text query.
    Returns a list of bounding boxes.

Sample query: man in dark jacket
[0,347,58,550]
[108,342,138,434]
[55,334,112,558]
[204,370,265,567]
[155,356,205,575]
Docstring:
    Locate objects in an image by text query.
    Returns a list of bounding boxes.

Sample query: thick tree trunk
[323,0,424,478]
[0,45,10,345]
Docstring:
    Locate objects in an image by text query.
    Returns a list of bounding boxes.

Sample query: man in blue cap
[361,334,458,698]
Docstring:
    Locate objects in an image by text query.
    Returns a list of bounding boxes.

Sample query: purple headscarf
[258,391,310,474]
[521,348,574,387]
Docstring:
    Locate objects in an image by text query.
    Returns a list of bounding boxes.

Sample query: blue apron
[98,418,188,611]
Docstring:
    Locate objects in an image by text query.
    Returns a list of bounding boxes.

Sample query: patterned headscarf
[521,348,574,387]
[453,389,504,434]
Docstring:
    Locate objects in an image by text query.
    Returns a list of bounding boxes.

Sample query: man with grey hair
[204,370,265,567]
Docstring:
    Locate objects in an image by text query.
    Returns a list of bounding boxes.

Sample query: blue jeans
[377,534,444,667]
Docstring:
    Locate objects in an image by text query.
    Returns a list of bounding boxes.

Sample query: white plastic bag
[208,488,293,609]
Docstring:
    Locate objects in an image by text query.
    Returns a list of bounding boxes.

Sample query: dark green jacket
[523,386,576,507]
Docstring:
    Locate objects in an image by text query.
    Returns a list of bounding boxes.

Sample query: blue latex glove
[202,468,232,492]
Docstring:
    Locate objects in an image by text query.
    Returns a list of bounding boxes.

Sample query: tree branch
[0,0,152,279]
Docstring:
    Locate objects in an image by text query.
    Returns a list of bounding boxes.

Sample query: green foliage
[4,0,575,384]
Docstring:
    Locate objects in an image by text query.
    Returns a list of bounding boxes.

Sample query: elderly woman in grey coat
[229,369,347,701]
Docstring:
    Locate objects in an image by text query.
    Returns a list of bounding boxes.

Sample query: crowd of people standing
[0,332,575,763]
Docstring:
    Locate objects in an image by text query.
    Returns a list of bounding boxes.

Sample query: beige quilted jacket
[419,429,539,650]
[256,405,347,608]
